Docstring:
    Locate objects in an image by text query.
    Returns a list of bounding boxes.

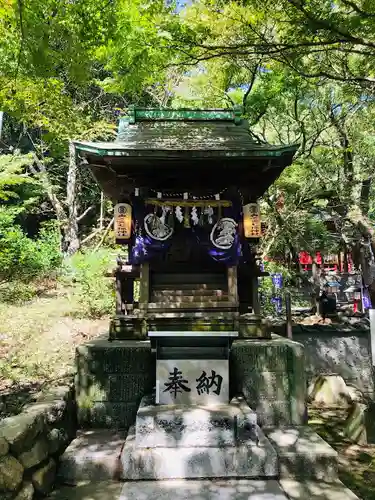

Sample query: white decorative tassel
[160,206,167,224]
[205,206,214,224]
[191,206,199,225]
[175,206,183,223]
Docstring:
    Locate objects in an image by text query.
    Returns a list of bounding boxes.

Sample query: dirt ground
[0,285,108,418]
[309,407,375,499]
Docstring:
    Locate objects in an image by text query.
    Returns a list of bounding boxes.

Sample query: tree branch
[339,0,375,18]
[77,205,94,223]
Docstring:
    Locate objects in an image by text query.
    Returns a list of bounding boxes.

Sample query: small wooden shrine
[74,106,298,338]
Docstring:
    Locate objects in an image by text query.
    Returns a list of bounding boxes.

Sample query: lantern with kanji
[114,203,132,242]
[243,203,261,238]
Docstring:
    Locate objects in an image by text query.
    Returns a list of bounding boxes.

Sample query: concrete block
[121,425,278,480]
[266,427,338,482]
[57,429,126,484]
[280,479,360,499]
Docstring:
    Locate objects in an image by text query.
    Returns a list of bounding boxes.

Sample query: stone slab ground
[280,479,360,499]
[57,430,125,484]
[49,479,289,499]
[266,427,338,482]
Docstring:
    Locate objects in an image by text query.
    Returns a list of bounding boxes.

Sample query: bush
[0,209,62,302]
[62,248,115,318]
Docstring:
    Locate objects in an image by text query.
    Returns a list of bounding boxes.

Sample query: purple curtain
[130,198,173,265]
[130,196,242,267]
[191,197,242,266]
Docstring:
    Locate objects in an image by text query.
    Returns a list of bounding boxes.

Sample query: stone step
[152,283,227,291]
[135,396,258,449]
[266,427,338,482]
[280,479,360,499]
[152,294,229,303]
[121,396,277,480]
[142,301,238,311]
[153,289,228,298]
[147,311,238,319]
[152,273,226,285]
[121,424,278,480]
[50,480,290,499]
[57,430,125,485]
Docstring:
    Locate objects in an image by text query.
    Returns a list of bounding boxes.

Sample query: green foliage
[62,249,114,318]
[0,153,40,202]
[0,209,61,285]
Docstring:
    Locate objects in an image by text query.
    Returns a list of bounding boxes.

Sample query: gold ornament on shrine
[114,203,132,241]
[243,203,261,238]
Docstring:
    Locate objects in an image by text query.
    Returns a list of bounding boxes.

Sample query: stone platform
[121,395,278,480]
[75,335,307,430]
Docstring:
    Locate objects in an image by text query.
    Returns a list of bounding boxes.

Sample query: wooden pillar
[227,266,238,304]
[139,262,150,308]
[252,276,261,315]
[115,271,123,315]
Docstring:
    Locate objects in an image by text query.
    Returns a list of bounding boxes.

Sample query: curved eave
[73,140,299,160]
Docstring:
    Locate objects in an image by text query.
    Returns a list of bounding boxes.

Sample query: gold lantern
[243,203,261,238]
[114,203,132,241]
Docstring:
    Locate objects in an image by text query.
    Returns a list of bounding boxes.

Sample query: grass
[309,406,375,499]
[0,283,108,418]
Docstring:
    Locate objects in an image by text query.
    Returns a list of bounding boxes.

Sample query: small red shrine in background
[298,251,353,273]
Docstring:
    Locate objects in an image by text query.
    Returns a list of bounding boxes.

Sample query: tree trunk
[64,141,80,255]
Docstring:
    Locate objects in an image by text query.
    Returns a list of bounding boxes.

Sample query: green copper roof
[120,106,243,126]
[74,107,299,159]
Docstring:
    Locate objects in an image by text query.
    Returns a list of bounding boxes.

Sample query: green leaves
[0,153,39,202]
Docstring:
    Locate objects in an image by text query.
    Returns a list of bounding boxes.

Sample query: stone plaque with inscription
[156,359,229,405]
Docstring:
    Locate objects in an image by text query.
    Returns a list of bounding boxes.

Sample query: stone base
[121,396,278,480]
[121,424,278,480]
[266,427,338,482]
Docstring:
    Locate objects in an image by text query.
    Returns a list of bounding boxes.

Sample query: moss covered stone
[231,336,306,427]
[76,337,154,429]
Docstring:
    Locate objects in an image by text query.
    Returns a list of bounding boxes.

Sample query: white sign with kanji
[156,359,229,405]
